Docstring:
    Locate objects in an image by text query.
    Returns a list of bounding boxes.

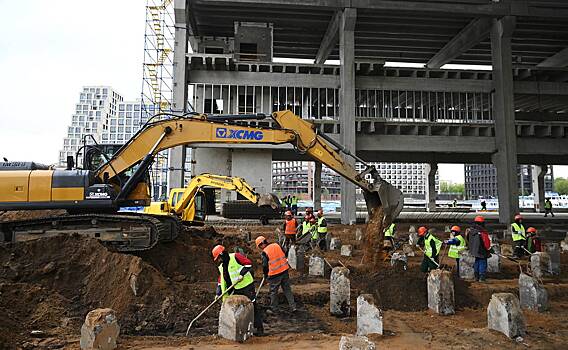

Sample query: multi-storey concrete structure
[171,0,568,224]
[59,86,123,166]
[58,87,170,199]
[465,164,554,199]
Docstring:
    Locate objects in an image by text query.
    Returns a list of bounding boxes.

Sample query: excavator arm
[172,173,279,217]
[96,110,403,223]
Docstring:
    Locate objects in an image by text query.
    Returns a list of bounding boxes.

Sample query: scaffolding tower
[141,0,174,200]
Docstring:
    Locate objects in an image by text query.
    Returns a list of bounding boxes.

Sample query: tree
[440,181,465,195]
[554,177,568,195]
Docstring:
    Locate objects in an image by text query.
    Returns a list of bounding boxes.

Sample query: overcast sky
[0,1,565,184]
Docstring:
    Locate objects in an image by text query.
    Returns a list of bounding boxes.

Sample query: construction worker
[468,216,491,282]
[308,216,319,249]
[383,222,396,251]
[417,226,442,273]
[481,200,487,211]
[212,245,264,335]
[316,208,328,251]
[444,226,467,277]
[255,236,297,313]
[282,210,298,253]
[511,214,527,258]
[527,227,542,253]
[544,198,554,217]
[291,195,298,215]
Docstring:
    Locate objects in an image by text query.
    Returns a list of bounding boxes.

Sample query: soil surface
[0,212,567,349]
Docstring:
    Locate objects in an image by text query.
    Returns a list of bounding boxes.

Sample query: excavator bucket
[363,173,404,225]
[257,193,281,210]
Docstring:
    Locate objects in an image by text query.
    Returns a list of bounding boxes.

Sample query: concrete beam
[491,16,519,224]
[188,69,568,96]
[339,8,356,225]
[537,48,568,68]
[315,11,341,65]
[427,18,492,69]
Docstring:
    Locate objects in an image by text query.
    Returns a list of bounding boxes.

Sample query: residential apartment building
[465,164,554,199]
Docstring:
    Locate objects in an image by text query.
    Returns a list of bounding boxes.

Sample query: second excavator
[0,110,403,251]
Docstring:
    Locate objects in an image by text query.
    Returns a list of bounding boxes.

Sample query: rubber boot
[479,274,487,283]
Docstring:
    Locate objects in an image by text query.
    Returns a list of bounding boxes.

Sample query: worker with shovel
[255,236,297,314]
[467,216,492,282]
[445,225,467,277]
[417,226,442,272]
[212,245,265,336]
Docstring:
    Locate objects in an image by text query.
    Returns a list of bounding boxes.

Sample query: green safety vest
[384,223,395,238]
[545,201,552,209]
[317,217,328,234]
[310,225,319,240]
[424,234,443,258]
[301,221,311,235]
[511,223,526,241]
[218,253,254,300]
[291,197,298,205]
[448,235,467,259]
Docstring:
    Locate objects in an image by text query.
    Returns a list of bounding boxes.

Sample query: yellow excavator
[0,110,403,251]
[143,173,279,224]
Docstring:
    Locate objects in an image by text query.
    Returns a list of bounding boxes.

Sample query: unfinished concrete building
[170,0,568,224]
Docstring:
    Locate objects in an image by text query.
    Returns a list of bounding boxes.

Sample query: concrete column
[231,149,272,197]
[193,148,232,203]
[313,161,322,210]
[169,0,189,189]
[425,163,438,212]
[339,8,357,225]
[491,16,519,224]
[531,165,547,212]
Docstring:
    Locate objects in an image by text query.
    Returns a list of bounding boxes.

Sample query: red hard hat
[474,216,485,223]
[527,227,537,233]
[255,235,267,248]
[515,214,523,221]
[451,225,461,233]
[285,210,292,216]
[418,226,428,236]
[212,245,225,261]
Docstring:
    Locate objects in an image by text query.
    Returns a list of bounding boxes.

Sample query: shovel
[185,283,236,336]
[252,277,265,303]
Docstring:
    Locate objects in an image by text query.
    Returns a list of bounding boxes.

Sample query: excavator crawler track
[0,213,181,252]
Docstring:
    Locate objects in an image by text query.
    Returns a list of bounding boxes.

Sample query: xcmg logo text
[215,128,264,140]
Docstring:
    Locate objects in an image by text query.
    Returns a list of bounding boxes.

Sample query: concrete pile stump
[339,335,376,350]
[427,270,455,315]
[218,295,254,342]
[544,243,560,275]
[330,267,350,316]
[288,245,304,273]
[458,251,475,280]
[402,243,415,257]
[530,252,552,278]
[561,233,568,252]
[519,273,548,312]
[341,244,353,257]
[309,255,326,277]
[80,308,120,350]
[355,228,363,241]
[487,293,526,339]
[487,244,501,273]
[357,294,383,336]
[330,237,342,250]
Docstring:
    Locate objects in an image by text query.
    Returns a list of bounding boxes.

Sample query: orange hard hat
[474,215,485,223]
[212,245,225,261]
[255,235,267,248]
[451,225,461,233]
[418,226,428,236]
[527,227,537,233]
[285,210,292,216]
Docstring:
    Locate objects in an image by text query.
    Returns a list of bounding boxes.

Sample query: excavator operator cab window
[171,191,183,208]
[194,191,206,222]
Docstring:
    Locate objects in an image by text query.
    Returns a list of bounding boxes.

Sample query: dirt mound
[0,210,67,223]
[0,225,251,349]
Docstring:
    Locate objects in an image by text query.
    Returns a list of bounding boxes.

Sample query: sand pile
[0,225,246,349]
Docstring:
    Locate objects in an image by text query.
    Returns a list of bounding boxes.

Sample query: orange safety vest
[263,243,289,276]
[285,219,297,236]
